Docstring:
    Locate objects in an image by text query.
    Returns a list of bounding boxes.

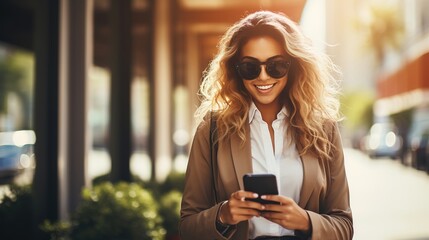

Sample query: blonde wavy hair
[195,11,342,161]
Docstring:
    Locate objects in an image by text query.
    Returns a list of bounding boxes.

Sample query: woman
[180,11,353,240]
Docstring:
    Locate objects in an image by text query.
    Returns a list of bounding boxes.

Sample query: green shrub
[0,184,33,239]
[159,171,185,195]
[159,190,182,239]
[92,174,146,187]
[70,182,166,240]
[40,220,71,240]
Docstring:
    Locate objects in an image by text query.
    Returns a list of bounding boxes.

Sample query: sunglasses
[235,55,291,80]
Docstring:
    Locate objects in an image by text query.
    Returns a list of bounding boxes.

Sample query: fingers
[263,195,299,213]
[261,209,288,220]
[222,190,266,225]
[257,195,310,231]
[260,194,289,204]
[230,191,265,211]
[231,190,258,201]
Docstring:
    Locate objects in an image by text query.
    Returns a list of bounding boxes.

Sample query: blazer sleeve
[306,122,354,240]
[179,118,237,240]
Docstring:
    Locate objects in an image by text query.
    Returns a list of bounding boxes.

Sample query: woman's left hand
[260,195,310,232]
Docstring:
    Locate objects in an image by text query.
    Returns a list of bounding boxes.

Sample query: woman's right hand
[218,190,266,225]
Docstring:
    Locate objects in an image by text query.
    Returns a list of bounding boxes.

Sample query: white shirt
[248,102,303,239]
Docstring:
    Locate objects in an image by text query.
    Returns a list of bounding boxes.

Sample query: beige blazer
[180,118,353,240]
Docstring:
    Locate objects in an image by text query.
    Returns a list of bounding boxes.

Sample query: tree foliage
[355,3,404,65]
[0,50,34,128]
[341,91,375,131]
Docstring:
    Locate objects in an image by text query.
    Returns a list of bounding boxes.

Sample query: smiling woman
[240,37,290,113]
[180,10,353,240]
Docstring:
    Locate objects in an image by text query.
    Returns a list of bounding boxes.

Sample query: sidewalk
[344,148,429,240]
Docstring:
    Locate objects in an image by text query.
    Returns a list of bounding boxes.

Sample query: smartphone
[243,173,280,205]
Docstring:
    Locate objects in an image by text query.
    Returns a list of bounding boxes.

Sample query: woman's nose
[258,65,270,80]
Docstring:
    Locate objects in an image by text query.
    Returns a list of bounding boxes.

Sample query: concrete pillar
[33,0,60,238]
[153,0,172,181]
[58,0,92,219]
[185,32,200,132]
[109,0,132,182]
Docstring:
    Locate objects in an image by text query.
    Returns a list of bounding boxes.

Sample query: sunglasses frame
[235,55,292,80]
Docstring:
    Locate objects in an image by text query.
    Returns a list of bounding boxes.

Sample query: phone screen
[243,173,280,205]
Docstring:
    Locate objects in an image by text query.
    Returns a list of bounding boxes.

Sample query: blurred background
[0,0,428,239]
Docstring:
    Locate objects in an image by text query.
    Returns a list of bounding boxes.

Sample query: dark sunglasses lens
[266,60,289,78]
[237,62,261,80]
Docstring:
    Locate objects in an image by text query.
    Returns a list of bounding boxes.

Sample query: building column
[109,0,132,182]
[58,0,92,219]
[185,32,200,132]
[153,0,172,181]
[33,0,60,238]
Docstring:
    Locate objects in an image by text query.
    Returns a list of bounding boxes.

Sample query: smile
[255,84,274,90]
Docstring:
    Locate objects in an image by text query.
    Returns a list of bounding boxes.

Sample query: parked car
[363,122,403,159]
[0,145,24,178]
[405,108,429,171]
[425,139,429,174]
[409,132,429,170]
[0,130,35,179]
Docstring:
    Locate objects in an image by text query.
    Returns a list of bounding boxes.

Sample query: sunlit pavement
[345,148,429,240]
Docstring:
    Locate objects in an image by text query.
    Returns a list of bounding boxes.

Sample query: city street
[344,148,429,240]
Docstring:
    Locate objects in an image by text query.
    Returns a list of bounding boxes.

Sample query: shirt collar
[277,106,289,120]
[248,102,289,123]
[248,102,259,123]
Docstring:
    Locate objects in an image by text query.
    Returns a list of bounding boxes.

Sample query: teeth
[256,84,274,90]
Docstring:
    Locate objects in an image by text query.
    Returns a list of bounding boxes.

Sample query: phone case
[243,173,280,205]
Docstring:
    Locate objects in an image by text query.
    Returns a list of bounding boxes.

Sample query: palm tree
[356,3,404,66]
[0,51,34,129]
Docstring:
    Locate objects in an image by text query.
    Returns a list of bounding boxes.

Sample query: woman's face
[239,36,290,111]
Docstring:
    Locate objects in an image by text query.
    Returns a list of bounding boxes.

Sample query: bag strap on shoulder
[210,112,219,204]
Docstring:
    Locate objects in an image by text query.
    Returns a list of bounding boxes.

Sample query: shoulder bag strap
[210,112,219,204]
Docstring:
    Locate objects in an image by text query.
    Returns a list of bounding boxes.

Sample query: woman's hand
[260,195,310,232]
[219,190,266,225]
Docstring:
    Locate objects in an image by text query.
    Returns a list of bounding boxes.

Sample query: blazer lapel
[231,122,252,190]
[297,145,318,208]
